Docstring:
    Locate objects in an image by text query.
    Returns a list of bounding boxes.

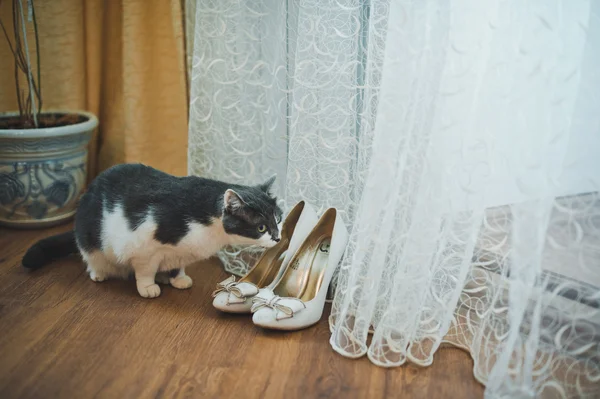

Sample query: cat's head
[221,176,283,248]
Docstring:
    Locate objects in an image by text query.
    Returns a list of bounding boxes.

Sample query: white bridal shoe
[251,208,348,330]
[212,201,318,313]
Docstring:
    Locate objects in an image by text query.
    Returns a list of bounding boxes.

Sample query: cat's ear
[224,189,246,212]
[258,175,277,194]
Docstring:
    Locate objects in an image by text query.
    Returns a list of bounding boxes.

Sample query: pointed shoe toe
[212,291,253,313]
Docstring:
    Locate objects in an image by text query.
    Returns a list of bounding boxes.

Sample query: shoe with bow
[251,208,348,330]
[212,201,318,313]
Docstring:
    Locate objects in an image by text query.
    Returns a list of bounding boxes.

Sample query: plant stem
[30,0,41,113]
[11,0,25,119]
[16,0,37,127]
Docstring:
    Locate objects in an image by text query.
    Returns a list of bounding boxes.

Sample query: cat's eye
[257,224,267,233]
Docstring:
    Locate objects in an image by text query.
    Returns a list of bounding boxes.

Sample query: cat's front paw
[137,283,161,298]
[170,275,193,289]
[89,270,107,282]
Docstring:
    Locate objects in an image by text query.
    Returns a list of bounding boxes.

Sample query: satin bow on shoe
[251,292,306,320]
[212,276,259,305]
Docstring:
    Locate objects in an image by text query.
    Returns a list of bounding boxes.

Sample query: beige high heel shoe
[251,208,348,330]
[212,201,318,313]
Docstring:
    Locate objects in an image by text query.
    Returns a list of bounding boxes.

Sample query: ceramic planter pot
[0,111,97,228]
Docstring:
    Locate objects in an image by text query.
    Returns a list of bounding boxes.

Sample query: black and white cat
[23,163,283,298]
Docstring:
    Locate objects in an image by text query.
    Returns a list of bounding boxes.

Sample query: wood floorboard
[0,224,484,398]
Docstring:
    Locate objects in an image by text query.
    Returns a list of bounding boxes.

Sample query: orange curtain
[0,0,188,179]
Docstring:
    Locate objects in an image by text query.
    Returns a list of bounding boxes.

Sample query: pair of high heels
[212,201,348,330]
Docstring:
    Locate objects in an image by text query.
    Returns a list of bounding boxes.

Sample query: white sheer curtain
[187,1,600,397]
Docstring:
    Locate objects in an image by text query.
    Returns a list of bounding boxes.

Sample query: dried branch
[31,0,41,111]
[0,0,42,128]
[16,0,38,126]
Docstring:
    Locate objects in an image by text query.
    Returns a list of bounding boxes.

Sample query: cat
[22,163,283,298]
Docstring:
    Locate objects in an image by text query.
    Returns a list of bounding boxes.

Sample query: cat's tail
[22,230,79,270]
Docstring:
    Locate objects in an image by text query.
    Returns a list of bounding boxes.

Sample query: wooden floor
[0,224,484,399]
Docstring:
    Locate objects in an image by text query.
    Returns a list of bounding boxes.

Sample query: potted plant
[0,0,97,228]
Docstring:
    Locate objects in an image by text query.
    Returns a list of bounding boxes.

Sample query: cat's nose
[273,237,280,242]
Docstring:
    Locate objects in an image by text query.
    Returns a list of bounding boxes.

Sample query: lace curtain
[187,1,600,397]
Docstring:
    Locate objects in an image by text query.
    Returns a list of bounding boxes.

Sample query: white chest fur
[101,204,228,270]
